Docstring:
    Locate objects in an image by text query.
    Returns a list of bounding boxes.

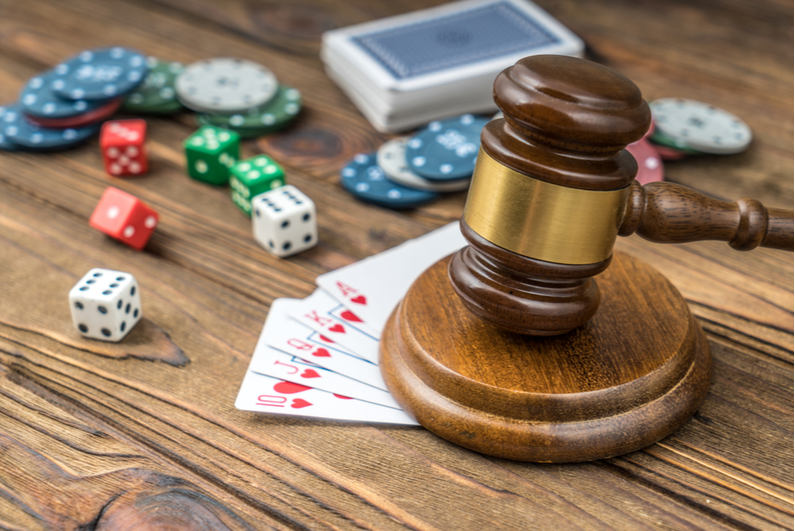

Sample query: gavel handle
[618,181,794,251]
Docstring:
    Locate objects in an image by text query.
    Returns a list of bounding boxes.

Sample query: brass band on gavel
[463,149,630,265]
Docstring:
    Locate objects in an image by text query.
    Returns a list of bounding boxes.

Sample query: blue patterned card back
[351,1,560,80]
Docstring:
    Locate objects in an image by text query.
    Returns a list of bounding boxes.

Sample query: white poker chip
[649,98,752,155]
[377,137,471,192]
[175,58,278,114]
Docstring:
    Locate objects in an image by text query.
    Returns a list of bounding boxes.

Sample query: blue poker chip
[340,152,438,209]
[20,69,108,119]
[0,129,25,152]
[51,47,148,101]
[405,114,489,181]
[0,103,99,150]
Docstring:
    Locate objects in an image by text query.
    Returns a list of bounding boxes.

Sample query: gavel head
[449,55,651,336]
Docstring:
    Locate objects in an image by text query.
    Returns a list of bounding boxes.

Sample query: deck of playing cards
[235,223,467,425]
[320,0,584,132]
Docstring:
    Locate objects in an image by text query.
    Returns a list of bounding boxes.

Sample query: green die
[184,126,240,185]
[229,155,286,216]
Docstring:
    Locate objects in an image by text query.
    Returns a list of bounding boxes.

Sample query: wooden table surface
[0,0,792,529]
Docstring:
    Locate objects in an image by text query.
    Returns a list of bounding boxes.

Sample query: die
[69,268,142,342]
[89,187,159,250]
[229,155,286,216]
[100,119,148,176]
[183,125,239,185]
[252,185,317,257]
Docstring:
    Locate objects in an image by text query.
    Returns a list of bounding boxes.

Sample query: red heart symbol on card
[274,381,311,394]
[312,348,331,357]
[301,369,320,379]
[340,310,363,323]
[328,324,345,333]
[350,295,367,305]
[319,335,334,343]
[291,398,312,409]
[333,394,353,400]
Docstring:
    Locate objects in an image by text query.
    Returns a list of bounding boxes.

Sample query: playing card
[288,289,380,363]
[262,300,388,391]
[235,370,419,425]
[240,298,411,414]
[322,0,584,93]
[299,326,361,359]
[252,300,395,407]
[252,347,402,409]
[316,222,467,332]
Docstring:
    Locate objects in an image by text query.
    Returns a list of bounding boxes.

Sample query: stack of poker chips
[339,111,674,210]
[648,98,752,160]
[1,47,149,152]
[339,113,490,209]
[175,58,303,139]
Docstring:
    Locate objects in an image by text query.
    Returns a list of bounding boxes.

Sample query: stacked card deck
[320,0,584,132]
[235,223,467,425]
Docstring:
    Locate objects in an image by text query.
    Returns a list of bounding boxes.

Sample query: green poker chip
[649,130,702,154]
[139,99,184,114]
[121,57,185,113]
[195,115,284,138]
[199,84,301,130]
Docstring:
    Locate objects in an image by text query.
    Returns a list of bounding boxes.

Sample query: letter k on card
[288,289,380,364]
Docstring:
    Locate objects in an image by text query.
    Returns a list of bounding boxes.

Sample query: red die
[100,119,148,176]
[89,187,159,250]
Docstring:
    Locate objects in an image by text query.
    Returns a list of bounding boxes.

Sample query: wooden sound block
[379,251,712,463]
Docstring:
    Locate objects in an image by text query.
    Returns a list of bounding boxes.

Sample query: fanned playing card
[236,370,419,425]
[316,222,466,332]
[235,222,468,426]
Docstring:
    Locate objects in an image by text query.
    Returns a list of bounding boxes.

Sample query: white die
[252,185,317,257]
[68,268,142,342]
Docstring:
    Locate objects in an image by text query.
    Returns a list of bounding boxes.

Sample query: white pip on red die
[252,185,317,257]
[100,119,148,176]
[89,187,159,250]
[69,268,142,342]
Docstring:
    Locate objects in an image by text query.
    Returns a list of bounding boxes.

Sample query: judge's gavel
[449,55,794,336]
[380,55,793,461]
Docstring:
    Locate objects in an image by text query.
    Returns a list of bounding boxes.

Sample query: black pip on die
[252,185,317,257]
[69,268,142,342]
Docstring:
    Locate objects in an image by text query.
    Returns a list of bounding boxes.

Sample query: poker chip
[377,137,470,192]
[1,103,99,150]
[194,115,264,139]
[0,129,26,152]
[199,84,302,131]
[626,138,664,185]
[649,98,752,155]
[121,57,185,113]
[51,47,148,101]
[405,114,489,180]
[648,130,702,155]
[136,99,184,114]
[25,97,122,128]
[175,58,278,114]
[340,152,438,209]
[20,69,109,119]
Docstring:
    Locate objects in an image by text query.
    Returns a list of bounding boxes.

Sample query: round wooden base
[379,251,712,462]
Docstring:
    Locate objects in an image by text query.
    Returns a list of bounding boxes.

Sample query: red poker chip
[24,98,122,128]
[627,138,664,185]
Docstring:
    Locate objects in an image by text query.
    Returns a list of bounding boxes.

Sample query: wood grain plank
[0,0,790,528]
